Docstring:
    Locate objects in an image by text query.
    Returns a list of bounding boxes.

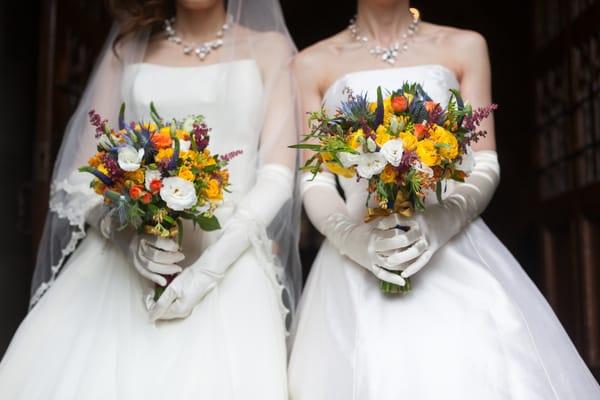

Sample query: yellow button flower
[205,179,223,200]
[400,132,418,152]
[155,148,174,162]
[380,164,398,184]
[178,166,195,182]
[375,125,391,147]
[347,128,365,150]
[416,139,441,167]
[430,125,459,160]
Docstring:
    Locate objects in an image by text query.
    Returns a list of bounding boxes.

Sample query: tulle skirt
[0,230,288,400]
[289,218,600,400]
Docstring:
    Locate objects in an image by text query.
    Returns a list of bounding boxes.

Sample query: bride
[0,0,301,399]
[288,1,600,399]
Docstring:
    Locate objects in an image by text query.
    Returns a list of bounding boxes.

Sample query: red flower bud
[414,123,427,139]
[149,179,163,194]
[129,185,144,200]
[140,192,152,204]
[391,95,408,113]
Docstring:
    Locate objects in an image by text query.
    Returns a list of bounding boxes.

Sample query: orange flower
[129,185,144,200]
[413,123,427,140]
[424,101,439,113]
[151,127,173,149]
[391,95,408,113]
[88,152,105,168]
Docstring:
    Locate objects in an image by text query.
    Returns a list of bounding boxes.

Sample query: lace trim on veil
[30,177,102,307]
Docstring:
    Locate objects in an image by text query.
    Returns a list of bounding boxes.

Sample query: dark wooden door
[532,0,600,378]
[32,0,111,251]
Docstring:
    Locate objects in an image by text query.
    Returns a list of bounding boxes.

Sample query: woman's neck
[355,0,413,46]
[174,2,227,42]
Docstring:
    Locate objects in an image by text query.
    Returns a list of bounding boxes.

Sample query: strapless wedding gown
[0,60,288,399]
[288,65,600,399]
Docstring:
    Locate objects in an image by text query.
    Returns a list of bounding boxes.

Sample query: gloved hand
[148,163,294,321]
[392,150,501,278]
[148,215,251,321]
[87,206,185,286]
[323,213,427,287]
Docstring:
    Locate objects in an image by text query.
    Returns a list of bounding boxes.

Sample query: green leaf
[288,143,323,151]
[436,181,443,205]
[149,102,163,128]
[195,214,221,231]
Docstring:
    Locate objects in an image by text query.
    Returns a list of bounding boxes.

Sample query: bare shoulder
[423,23,488,57]
[294,30,347,84]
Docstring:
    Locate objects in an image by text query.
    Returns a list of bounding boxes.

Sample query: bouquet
[80,103,242,299]
[292,83,496,293]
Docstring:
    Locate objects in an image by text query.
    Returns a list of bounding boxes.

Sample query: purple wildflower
[398,150,418,172]
[89,109,108,138]
[463,104,498,131]
[220,149,244,162]
[192,123,210,151]
[101,154,123,179]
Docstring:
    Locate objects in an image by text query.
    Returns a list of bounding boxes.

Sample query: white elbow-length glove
[302,172,424,287]
[149,164,294,321]
[87,206,185,286]
[390,150,501,278]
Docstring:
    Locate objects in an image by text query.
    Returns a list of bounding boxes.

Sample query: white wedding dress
[288,65,600,399]
[0,60,288,399]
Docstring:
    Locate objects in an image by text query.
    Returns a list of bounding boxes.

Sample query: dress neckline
[129,58,257,71]
[322,64,459,101]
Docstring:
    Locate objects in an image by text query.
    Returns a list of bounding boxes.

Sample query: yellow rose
[205,179,222,200]
[322,152,356,178]
[380,164,398,184]
[400,132,418,151]
[347,128,365,150]
[178,166,195,182]
[416,139,441,167]
[430,125,459,160]
[375,125,391,146]
[155,148,174,162]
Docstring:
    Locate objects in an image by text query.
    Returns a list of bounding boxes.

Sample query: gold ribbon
[144,224,178,238]
[364,192,413,222]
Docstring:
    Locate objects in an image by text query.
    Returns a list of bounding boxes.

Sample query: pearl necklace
[164,17,231,61]
[348,8,421,65]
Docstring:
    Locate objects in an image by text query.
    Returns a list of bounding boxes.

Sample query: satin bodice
[322,64,460,220]
[122,60,264,261]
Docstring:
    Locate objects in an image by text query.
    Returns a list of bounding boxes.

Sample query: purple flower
[398,150,418,172]
[220,149,244,162]
[101,153,123,179]
[89,109,108,138]
[463,104,498,131]
[192,123,210,151]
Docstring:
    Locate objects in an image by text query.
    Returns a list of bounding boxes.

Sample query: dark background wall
[0,2,40,357]
[0,0,597,379]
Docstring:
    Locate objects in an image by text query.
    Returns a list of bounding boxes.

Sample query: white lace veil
[31,0,303,320]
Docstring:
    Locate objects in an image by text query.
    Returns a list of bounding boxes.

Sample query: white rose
[356,152,387,179]
[159,177,197,211]
[380,139,404,167]
[117,146,144,172]
[338,152,360,168]
[457,146,476,173]
[144,169,162,191]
